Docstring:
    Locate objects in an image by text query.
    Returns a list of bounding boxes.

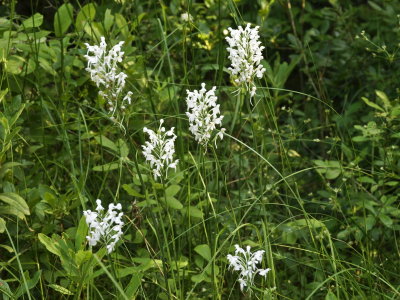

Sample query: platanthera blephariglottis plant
[84,36,132,121]
[142,119,179,181]
[83,199,124,254]
[186,83,225,147]
[226,24,266,99]
[227,244,271,292]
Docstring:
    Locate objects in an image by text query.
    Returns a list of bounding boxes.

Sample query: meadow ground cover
[1,0,400,299]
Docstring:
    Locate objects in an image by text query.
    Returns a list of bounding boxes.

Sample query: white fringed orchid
[83,199,124,254]
[227,244,270,292]
[186,83,225,147]
[226,24,266,98]
[142,119,179,180]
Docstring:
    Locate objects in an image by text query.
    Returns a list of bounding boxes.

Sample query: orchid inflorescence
[226,23,266,99]
[84,37,132,119]
[186,83,225,147]
[142,119,179,181]
[81,28,269,282]
[83,199,124,254]
[227,244,270,292]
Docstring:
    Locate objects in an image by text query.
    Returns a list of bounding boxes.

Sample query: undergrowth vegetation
[1,0,400,299]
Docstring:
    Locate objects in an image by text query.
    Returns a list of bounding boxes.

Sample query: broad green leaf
[337,228,350,240]
[116,139,129,157]
[0,217,5,233]
[54,3,74,37]
[329,0,339,7]
[75,3,96,31]
[0,279,13,299]
[368,1,383,12]
[104,9,114,32]
[122,184,145,198]
[136,198,157,207]
[291,218,325,229]
[165,185,180,197]
[194,244,211,261]
[5,55,35,75]
[170,257,189,270]
[191,272,207,283]
[15,270,41,298]
[165,196,183,210]
[125,274,143,299]
[116,266,141,279]
[341,143,353,160]
[352,136,368,142]
[281,229,297,244]
[0,244,13,253]
[0,89,8,103]
[92,162,120,172]
[5,55,25,75]
[357,176,376,184]
[38,233,61,256]
[313,160,327,168]
[325,168,341,180]
[149,259,163,269]
[94,135,119,152]
[375,90,391,109]
[391,106,400,117]
[75,250,92,266]
[75,215,88,251]
[22,13,43,28]
[116,264,152,279]
[83,22,104,40]
[48,284,74,296]
[38,57,57,76]
[0,162,22,180]
[43,191,57,207]
[132,230,145,243]
[379,214,393,228]
[365,215,376,231]
[188,206,203,219]
[0,206,25,219]
[205,264,219,276]
[325,291,338,300]
[361,97,384,112]
[115,13,129,38]
[388,208,400,217]
[9,105,25,127]
[0,192,30,216]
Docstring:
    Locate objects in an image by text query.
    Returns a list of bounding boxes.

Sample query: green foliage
[0,0,400,299]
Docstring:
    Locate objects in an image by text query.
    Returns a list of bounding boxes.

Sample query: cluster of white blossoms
[83,199,124,254]
[84,37,132,117]
[142,119,179,180]
[180,12,193,23]
[186,83,225,147]
[226,23,266,98]
[227,244,270,292]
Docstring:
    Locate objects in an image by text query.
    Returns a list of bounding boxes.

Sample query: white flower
[142,119,179,180]
[95,199,104,211]
[227,244,270,292]
[226,24,266,98]
[186,83,225,147]
[238,278,247,291]
[181,12,193,22]
[84,37,132,116]
[83,199,124,254]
